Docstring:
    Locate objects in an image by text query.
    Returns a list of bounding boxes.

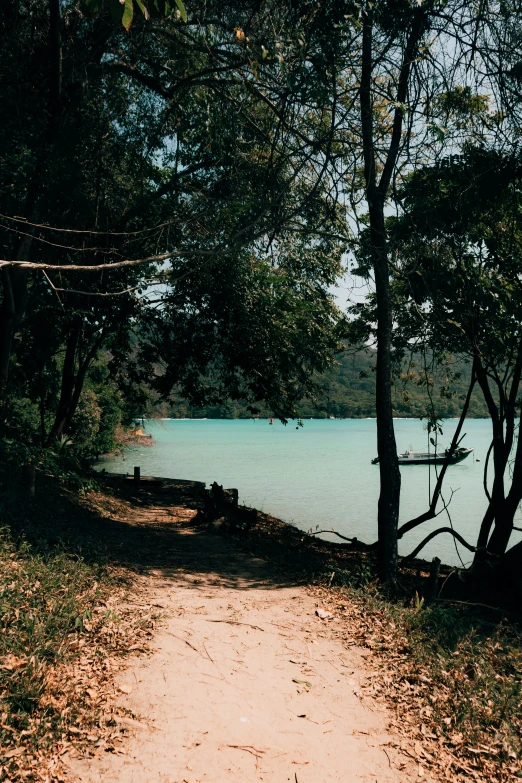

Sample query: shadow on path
[4,474,306,592]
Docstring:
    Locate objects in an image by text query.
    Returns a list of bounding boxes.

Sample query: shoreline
[91,468,459,576]
[135,415,491,421]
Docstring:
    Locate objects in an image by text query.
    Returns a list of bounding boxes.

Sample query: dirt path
[67,494,416,783]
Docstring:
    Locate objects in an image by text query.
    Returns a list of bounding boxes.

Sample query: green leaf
[109,0,124,24]
[174,0,187,22]
[122,0,134,29]
[135,0,150,19]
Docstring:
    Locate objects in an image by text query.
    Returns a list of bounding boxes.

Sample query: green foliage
[85,0,187,26]
[151,348,488,419]
[1,0,348,462]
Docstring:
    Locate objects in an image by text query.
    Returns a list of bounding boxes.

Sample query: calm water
[98,418,521,567]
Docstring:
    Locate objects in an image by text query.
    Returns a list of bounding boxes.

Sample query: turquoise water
[98,418,521,567]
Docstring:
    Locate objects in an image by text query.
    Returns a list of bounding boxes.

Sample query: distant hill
[314,349,488,419]
[146,349,489,420]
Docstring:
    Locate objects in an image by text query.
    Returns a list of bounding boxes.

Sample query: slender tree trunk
[2,0,64,429]
[0,267,29,412]
[46,319,81,446]
[46,324,104,447]
[475,501,496,554]
[63,337,103,433]
[370,199,401,580]
[473,355,510,560]
[0,0,62,415]
[487,406,522,556]
[360,7,399,582]
[359,4,425,582]
[48,0,62,122]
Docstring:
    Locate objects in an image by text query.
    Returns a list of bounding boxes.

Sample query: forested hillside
[145,349,489,420]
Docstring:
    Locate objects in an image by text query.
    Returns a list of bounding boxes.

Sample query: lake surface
[98,418,521,567]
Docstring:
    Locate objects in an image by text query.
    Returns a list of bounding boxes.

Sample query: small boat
[371,447,473,466]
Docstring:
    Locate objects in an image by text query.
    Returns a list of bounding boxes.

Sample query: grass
[0,474,156,782]
[337,586,522,781]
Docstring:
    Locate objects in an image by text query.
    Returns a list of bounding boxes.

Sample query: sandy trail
[67,501,414,783]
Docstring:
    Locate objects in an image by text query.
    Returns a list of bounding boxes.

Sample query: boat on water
[371,446,473,466]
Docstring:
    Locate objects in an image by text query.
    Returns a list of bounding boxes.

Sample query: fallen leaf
[3,747,24,759]
[316,608,333,620]
[1,655,27,671]
[118,684,133,694]
[115,716,155,731]
[292,678,312,688]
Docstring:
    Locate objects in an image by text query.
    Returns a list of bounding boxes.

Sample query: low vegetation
[0,474,156,782]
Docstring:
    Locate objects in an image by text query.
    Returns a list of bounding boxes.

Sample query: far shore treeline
[149,349,490,421]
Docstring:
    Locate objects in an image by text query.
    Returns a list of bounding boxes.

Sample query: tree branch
[402,527,476,562]
[308,529,376,549]
[397,369,476,539]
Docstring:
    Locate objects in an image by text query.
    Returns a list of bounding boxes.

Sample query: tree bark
[46,318,81,446]
[359,4,425,582]
[371,202,401,581]
[360,7,399,582]
[474,352,522,561]
[45,324,105,447]
[487,407,522,556]
[0,0,62,414]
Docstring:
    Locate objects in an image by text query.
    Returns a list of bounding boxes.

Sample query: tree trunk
[0,267,29,413]
[474,358,522,561]
[370,200,401,581]
[46,319,81,446]
[46,324,104,447]
[0,0,63,418]
[487,414,522,557]
[358,3,426,583]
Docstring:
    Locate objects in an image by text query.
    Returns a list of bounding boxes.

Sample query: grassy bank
[0,474,157,782]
